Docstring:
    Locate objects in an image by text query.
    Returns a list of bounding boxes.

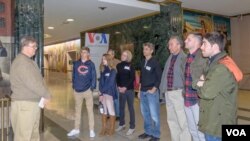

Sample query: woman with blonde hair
[115,50,136,136]
[99,53,118,136]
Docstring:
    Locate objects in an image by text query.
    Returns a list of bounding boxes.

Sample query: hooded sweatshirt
[72,59,96,92]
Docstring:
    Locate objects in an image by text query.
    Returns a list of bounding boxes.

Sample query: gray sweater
[10,53,50,101]
[160,50,186,94]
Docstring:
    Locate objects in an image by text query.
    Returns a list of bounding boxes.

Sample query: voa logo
[226,129,246,136]
[87,33,108,45]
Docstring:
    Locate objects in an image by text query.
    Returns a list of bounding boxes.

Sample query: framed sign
[85,33,109,47]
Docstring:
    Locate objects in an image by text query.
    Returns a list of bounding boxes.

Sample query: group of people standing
[9,31,242,141]
[68,31,241,141]
[160,32,242,141]
[67,47,137,138]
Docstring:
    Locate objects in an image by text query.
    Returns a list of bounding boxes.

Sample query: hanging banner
[85,33,109,47]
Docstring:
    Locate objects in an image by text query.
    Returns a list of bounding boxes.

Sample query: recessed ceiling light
[66,19,74,22]
[48,26,54,30]
[115,31,121,34]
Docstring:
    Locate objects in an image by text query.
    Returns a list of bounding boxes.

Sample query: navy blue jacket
[99,66,118,99]
[72,59,96,92]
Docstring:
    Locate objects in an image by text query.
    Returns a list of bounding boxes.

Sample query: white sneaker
[90,130,95,138]
[115,125,126,132]
[126,128,135,136]
[67,129,80,136]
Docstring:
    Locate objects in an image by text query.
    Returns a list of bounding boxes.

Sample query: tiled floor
[44,71,170,141]
[41,71,250,141]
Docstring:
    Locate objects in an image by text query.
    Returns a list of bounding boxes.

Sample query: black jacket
[140,57,162,91]
[116,61,135,90]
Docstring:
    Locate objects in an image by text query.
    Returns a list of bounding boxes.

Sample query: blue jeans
[205,133,221,141]
[140,90,161,138]
[114,88,119,117]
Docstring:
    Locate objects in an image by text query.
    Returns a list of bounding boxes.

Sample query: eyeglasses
[28,45,38,49]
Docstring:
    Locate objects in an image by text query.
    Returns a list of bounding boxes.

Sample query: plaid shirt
[167,54,178,89]
[184,52,199,107]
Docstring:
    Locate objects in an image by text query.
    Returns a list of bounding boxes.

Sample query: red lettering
[87,33,95,43]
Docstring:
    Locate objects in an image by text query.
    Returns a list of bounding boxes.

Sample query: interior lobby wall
[231,15,250,89]
[183,10,231,55]
[81,3,183,69]
[44,39,80,73]
[80,3,232,70]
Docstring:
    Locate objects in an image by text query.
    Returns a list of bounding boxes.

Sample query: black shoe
[149,136,160,141]
[138,133,151,139]
[116,117,120,121]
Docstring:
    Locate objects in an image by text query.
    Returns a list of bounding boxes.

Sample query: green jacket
[189,49,208,90]
[196,52,238,137]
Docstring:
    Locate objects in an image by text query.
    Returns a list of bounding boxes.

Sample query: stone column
[14,0,45,132]
[14,0,44,75]
[155,1,183,67]
[160,1,182,36]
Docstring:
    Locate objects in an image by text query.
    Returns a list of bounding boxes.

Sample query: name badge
[124,66,130,70]
[105,73,110,77]
[146,66,151,71]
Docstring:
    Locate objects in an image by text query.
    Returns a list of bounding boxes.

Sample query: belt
[167,88,182,91]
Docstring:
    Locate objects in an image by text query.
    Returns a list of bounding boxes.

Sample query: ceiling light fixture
[115,31,121,34]
[48,26,54,30]
[66,18,74,22]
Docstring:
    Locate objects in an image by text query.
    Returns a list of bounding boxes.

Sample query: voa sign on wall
[85,33,109,47]
[84,33,110,93]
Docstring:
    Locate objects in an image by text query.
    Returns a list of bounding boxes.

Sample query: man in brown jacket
[10,36,50,141]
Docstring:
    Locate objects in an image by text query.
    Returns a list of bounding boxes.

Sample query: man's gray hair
[20,36,37,48]
[169,36,184,48]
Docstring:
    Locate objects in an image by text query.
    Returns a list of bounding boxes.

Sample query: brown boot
[108,115,116,136]
[105,116,109,135]
[99,114,107,136]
